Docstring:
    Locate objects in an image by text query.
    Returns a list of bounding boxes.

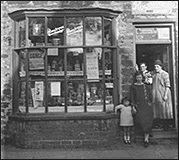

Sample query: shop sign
[136,27,170,41]
[132,1,173,14]
[47,26,64,36]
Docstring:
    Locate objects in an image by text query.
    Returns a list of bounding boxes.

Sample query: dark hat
[154,59,163,67]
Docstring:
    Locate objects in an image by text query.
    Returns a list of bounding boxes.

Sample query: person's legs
[123,127,127,144]
[144,133,149,147]
[126,127,131,144]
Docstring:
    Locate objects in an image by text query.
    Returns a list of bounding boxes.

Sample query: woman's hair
[121,97,130,104]
[135,71,142,77]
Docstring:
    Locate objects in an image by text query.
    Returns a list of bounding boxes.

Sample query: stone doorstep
[134,129,178,145]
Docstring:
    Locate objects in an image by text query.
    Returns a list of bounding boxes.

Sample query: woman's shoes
[144,141,149,148]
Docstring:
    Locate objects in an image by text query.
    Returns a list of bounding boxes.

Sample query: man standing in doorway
[134,62,153,85]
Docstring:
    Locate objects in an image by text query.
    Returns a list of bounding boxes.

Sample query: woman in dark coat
[130,71,153,147]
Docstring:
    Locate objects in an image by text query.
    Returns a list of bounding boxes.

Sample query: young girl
[115,97,136,144]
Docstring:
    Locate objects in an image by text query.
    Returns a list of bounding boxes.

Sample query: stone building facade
[1,1,178,148]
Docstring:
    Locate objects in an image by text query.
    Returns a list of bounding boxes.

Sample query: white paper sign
[51,82,61,96]
[86,51,99,80]
[48,48,58,56]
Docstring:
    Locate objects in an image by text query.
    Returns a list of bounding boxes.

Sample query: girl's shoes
[124,140,131,144]
[144,141,149,148]
[127,140,131,144]
[124,140,128,144]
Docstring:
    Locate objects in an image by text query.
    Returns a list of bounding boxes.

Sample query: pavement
[1,138,178,159]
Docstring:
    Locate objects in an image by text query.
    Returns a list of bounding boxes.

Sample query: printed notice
[51,82,61,96]
[86,50,99,80]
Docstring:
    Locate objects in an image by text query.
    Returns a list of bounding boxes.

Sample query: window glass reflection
[19,50,26,78]
[66,17,83,46]
[48,81,65,112]
[18,82,26,113]
[67,48,83,79]
[85,17,102,46]
[104,48,113,78]
[104,17,112,46]
[47,17,64,46]
[67,81,84,112]
[87,81,104,112]
[28,18,45,46]
[19,20,26,47]
[105,80,114,111]
[47,49,64,79]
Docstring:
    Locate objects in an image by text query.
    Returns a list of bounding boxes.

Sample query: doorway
[136,44,175,130]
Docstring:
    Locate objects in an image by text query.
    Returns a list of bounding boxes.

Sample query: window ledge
[9,112,117,121]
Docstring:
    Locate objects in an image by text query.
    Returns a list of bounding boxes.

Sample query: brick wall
[6,114,125,149]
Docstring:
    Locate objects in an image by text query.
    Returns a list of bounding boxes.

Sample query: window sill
[9,112,117,121]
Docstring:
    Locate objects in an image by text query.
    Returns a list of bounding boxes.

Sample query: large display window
[9,8,120,114]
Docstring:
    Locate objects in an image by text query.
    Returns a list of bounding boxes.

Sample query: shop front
[7,8,122,148]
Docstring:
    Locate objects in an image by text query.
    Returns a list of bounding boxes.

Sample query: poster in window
[51,82,61,96]
[31,81,43,109]
[29,50,44,70]
[86,50,99,80]
[35,81,44,101]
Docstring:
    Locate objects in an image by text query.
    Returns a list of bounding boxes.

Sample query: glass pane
[87,81,104,112]
[28,18,45,46]
[67,48,84,79]
[18,82,26,113]
[19,49,27,78]
[104,17,112,46]
[86,48,102,80]
[18,20,26,47]
[47,48,64,79]
[28,49,45,80]
[28,81,45,113]
[67,81,84,112]
[105,80,114,111]
[85,17,102,46]
[48,81,65,112]
[66,17,83,46]
[47,17,64,46]
[104,48,113,78]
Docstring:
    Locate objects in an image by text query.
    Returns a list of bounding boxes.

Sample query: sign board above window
[135,27,170,41]
[132,1,173,14]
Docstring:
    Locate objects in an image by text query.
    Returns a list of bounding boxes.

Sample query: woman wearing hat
[152,59,173,130]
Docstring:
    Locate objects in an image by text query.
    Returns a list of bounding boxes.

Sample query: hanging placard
[86,50,99,80]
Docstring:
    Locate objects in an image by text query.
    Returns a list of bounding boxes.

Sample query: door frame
[132,20,178,131]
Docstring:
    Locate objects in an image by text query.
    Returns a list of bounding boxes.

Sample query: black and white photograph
[1,1,178,159]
